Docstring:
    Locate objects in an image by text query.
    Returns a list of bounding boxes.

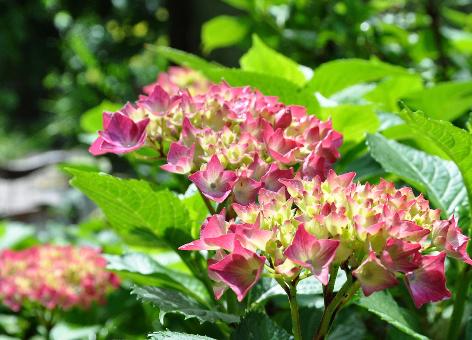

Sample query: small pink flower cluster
[0,245,120,311]
[180,171,472,307]
[143,66,211,96]
[89,67,342,186]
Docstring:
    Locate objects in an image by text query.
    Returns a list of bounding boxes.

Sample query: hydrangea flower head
[181,170,471,307]
[0,245,120,311]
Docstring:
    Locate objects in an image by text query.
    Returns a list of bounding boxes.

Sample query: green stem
[288,283,303,340]
[323,265,338,305]
[198,189,215,215]
[447,265,471,340]
[314,275,360,340]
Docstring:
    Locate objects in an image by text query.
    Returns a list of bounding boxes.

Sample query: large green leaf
[153,46,223,74]
[367,133,468,219]
[304,59,412,97]
[106,253,210,304]
[66,168,192,248]
[149,331,215,340]
[240,35,306,86]
[132,286,239,324]
[399,108,472,225]
[403,81,472,121]
[202,16,249,53]
[230,312,291,340]
[356,291,428,340]
[320,104,379,146]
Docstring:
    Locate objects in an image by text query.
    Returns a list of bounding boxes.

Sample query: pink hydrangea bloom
[90,69,343,206]
[0,245,119,311]
[181,170,471,306]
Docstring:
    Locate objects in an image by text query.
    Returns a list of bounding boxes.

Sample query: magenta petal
[433,217,472,264]
[284,225,339,285]
[381,238,421,273]
[405,253,451,308]
[261,164,294,192]
[353,252,398,296]
[161,142,195,174]
[208,242,266,301]
[89,137,107,156]
[232,173,262,205]
[178,239,207,251]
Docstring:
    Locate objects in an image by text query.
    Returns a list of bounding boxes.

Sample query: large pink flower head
[180,170,471,307]
[90,69,343,207]
[0,245,120,311]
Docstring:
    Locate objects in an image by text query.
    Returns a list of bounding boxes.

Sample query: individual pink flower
[232,171,262,205]
[381,238,422,273]
[208,241,266,301]
[89,111,149,156]
[161,142,195,174]
[179,210,235,251]
[432,217,472,264]
[353,251,398,296]
[284,225,339,285]
[189,155,237,203]
[405,253,451,308]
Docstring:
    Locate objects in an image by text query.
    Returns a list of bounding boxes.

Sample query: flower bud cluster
[0,245,120,311]
[181,170,471,307]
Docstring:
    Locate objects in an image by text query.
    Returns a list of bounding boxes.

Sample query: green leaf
[149,331,216,340]
[320,104,379,146]
[399,108,472,225]
[403,81,472,121]
[153,46,223,74]
[105,253,210,304]
[367,133,468,218]
[202,15,249,53]
[364,75,423,111]
[65,168,192,248]
[240,35,306,86]
[80,101,122,133]
[132,286,239,324]
[356,291,428,340]
[304,59,412,97]
[230,312,291,340]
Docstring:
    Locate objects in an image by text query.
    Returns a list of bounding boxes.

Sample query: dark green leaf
[231,312,291,340]
[356,291,428,340]
[132,286,239,324]
[149,331,216,340]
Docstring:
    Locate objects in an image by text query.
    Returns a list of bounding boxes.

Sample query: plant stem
[198,189,215,214]
[323,265,338,305]
[447,265,471,340]
[314,275,360,340]
[288,283,303,340]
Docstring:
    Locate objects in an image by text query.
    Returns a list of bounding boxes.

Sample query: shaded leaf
[230,312,291,340]
[356,291,428,340]
[149,331,215,340]
[132,286,239,324]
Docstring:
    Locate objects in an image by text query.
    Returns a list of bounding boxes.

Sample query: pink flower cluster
[143,66,211,96]
[0,245,120,311]
[89,68,342,185]
[180,171,472,307]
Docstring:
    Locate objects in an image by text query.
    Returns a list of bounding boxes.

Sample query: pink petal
[381,238,422,273]
[405,253,451,308]
[353,252,398,296]
[284,225,339,285]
